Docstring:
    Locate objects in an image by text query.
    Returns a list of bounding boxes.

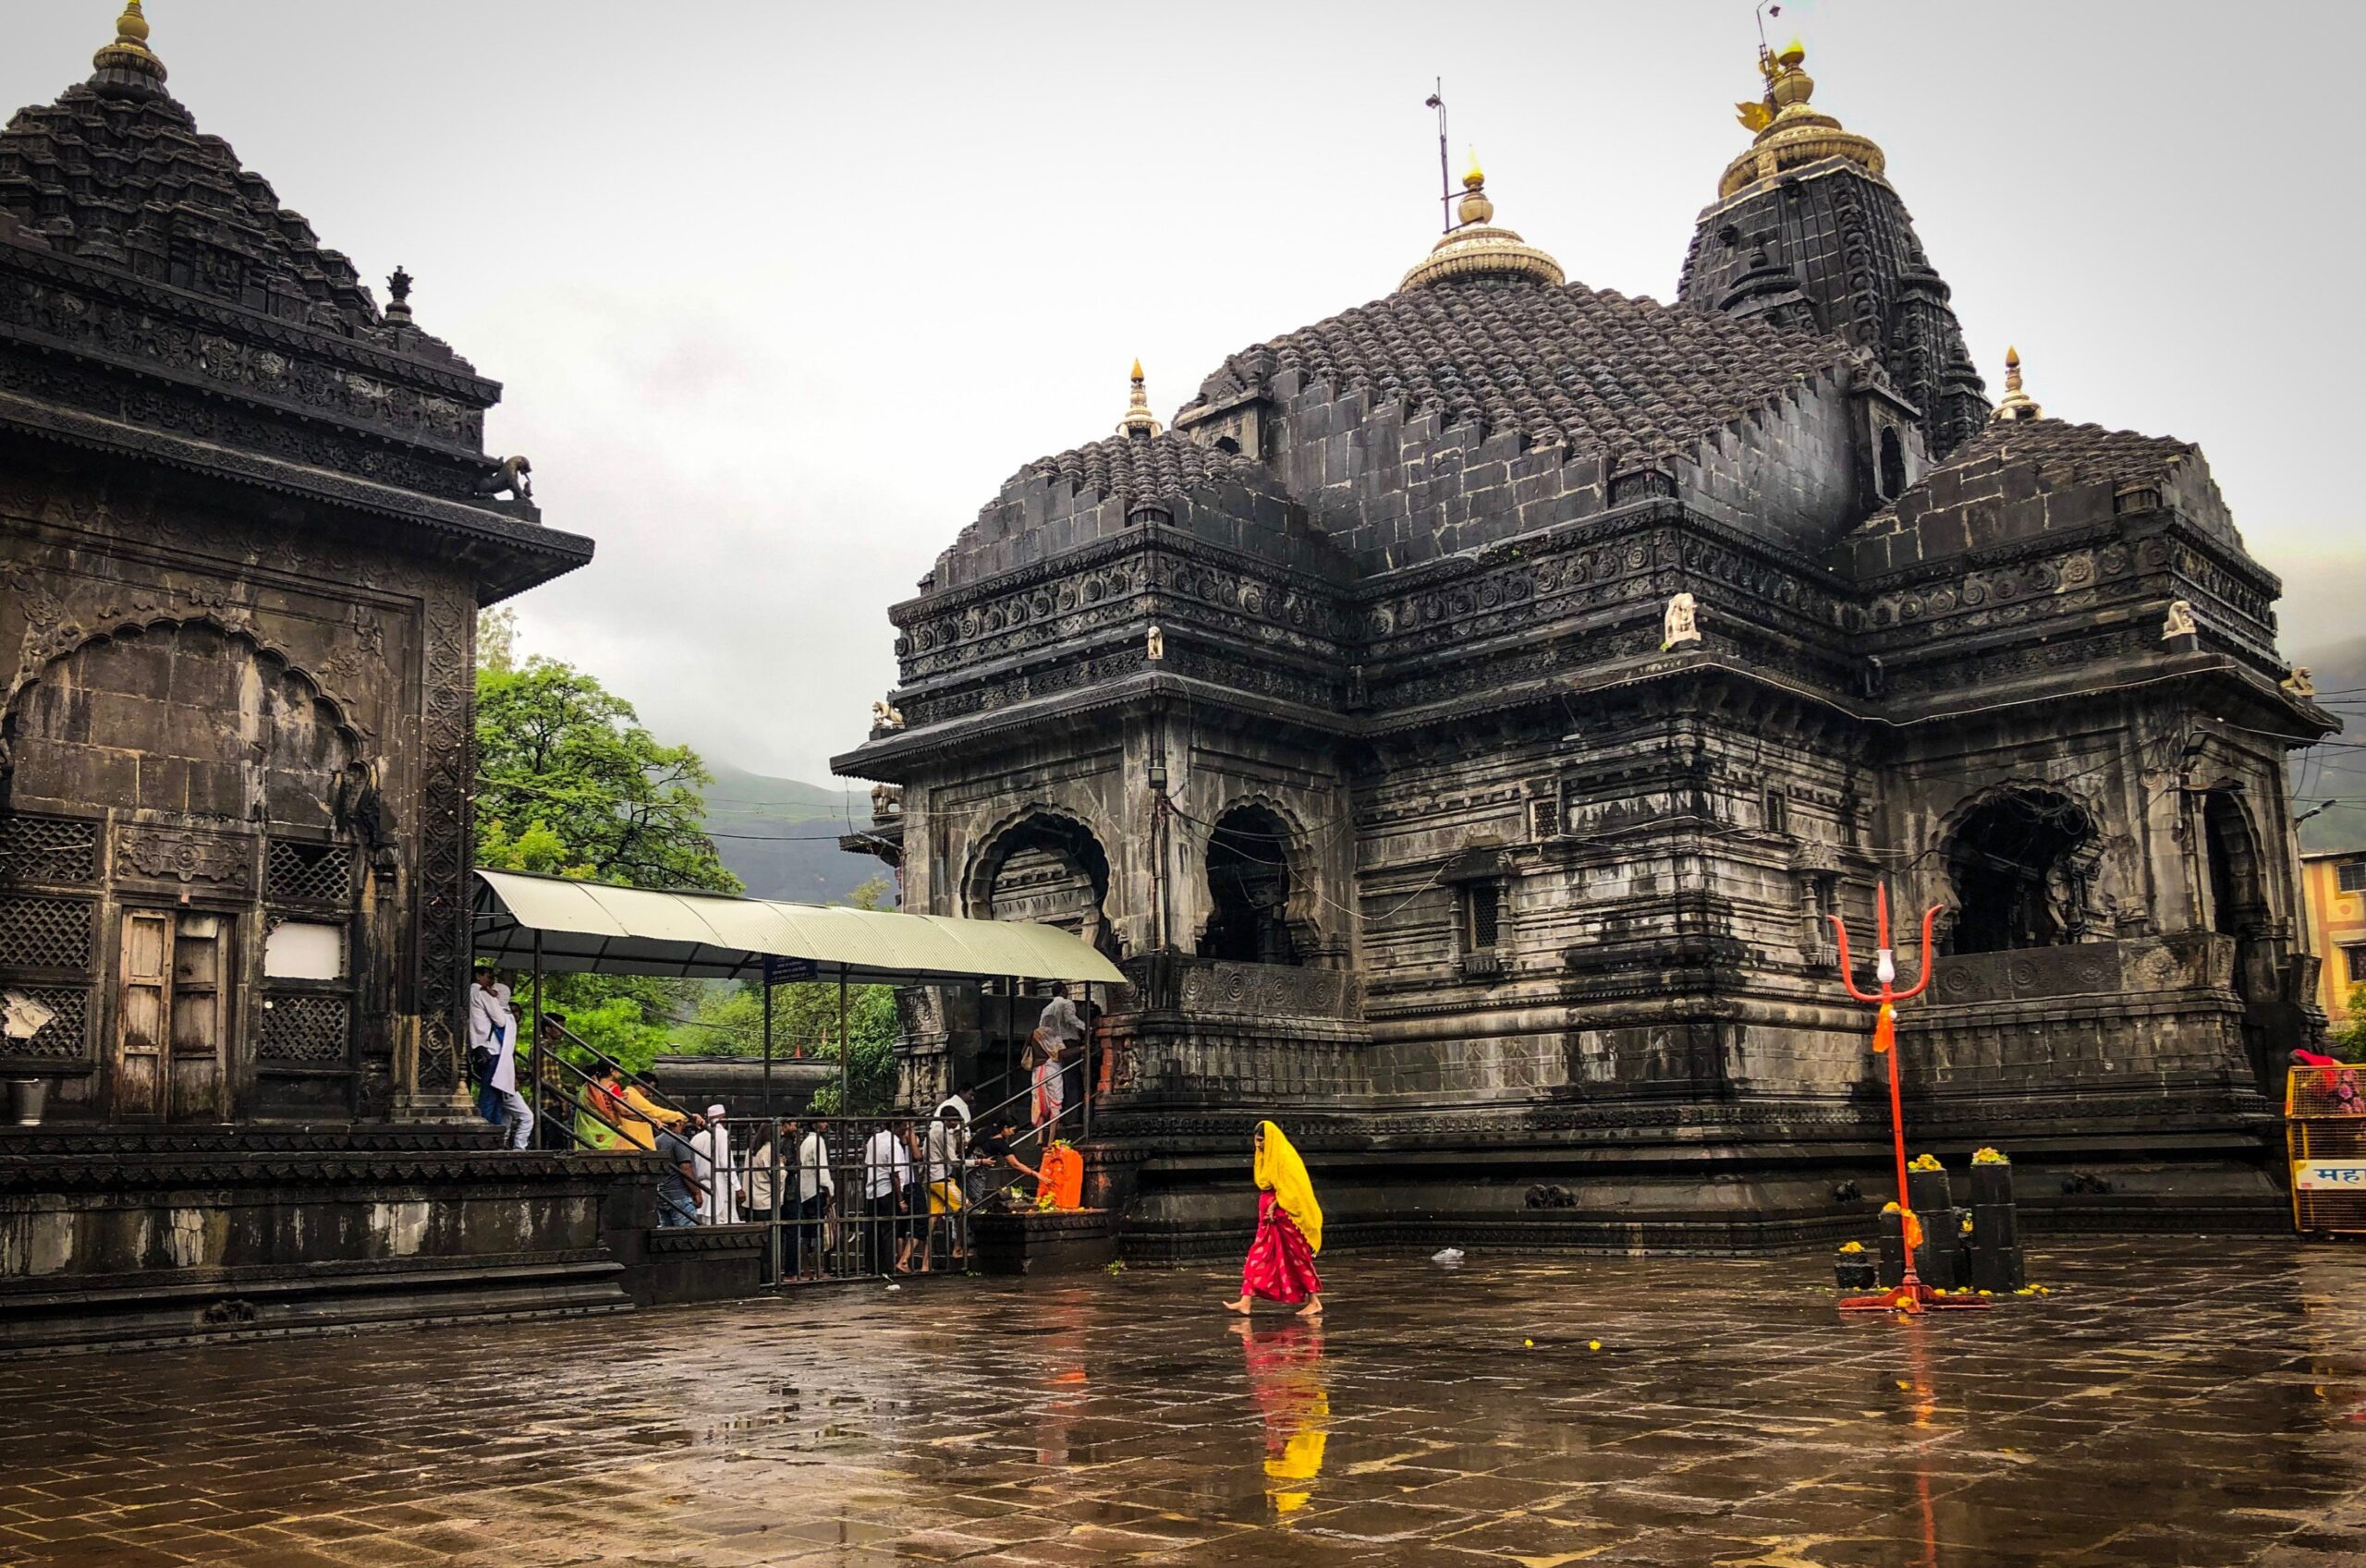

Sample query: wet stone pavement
[1,1238,2363,1567]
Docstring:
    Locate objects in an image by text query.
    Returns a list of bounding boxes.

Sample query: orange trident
[1829,882,1986,1316]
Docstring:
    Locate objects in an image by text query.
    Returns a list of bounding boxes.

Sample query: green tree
[2338,984,2366,1057]
[472,655,737,1076]
[474,657,738,894]
[677,980,899,1114]
[477,606,518,674]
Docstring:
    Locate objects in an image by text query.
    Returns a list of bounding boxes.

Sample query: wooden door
[113,909,172,1122]
[168,914,227,1122]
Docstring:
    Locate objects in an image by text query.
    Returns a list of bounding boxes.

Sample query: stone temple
[0,6,636,1345]
[836,44,2336,1251]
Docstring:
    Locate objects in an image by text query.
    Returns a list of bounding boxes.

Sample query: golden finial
[1401,157,1562,292]
[1719,35,1884,199]
[1118,359,1163,438]
[91,0,167,92]
[1992,345,2043,422]
[1456,147,1494,227]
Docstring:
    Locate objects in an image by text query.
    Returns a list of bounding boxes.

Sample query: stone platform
[0,1124,665,1351]
[0,1237,2360,1564]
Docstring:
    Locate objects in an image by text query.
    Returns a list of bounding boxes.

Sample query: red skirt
[1242,1191,1323,1304]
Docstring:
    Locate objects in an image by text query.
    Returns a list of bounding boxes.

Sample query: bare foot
[1223,1295,1253,1314]
[1297,1297,1323,1319]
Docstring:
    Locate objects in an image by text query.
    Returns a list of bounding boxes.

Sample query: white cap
[705,1103,726,1118]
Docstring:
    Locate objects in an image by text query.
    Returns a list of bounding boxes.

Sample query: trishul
[1828,883,1986,1315]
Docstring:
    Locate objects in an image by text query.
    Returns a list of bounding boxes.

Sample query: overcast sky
[6,1,2360,784]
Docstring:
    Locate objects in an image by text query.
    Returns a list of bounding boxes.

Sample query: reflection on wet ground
[0,1237,2361,1565]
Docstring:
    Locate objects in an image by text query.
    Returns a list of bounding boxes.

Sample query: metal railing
[496,1012,1096,1283]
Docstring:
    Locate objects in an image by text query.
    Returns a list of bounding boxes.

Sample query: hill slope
[2291,636,2366,855]
[700,762,892,906]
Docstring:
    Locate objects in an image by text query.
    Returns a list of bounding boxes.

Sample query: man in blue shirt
[654,1112,706,1227]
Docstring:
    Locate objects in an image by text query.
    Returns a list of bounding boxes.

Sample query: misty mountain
[699,761,894,906]
[2290,635,2366,854]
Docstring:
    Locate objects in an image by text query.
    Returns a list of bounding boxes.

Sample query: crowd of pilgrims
[464,969,1324,1308]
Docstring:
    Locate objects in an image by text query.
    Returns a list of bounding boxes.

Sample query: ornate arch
[1198,791,1325,964]
[1935,780,2109,954]
[6,610,372,752]
[2198,785,2268,938]
[959,801,1116,947]
[2,615,376,825]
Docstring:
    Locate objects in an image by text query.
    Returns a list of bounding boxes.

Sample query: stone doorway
[113,906,231,1123]
[1942,786,2100,954]
[1201,804,1300,966]
[2201,790,2277,1091]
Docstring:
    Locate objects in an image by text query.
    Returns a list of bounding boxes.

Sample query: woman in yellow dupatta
[1224,1121,1324,1318]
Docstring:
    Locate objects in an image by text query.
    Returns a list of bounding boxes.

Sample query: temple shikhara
[836,42,2335,1249]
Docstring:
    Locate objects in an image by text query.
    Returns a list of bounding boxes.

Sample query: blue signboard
[762,956,818,984]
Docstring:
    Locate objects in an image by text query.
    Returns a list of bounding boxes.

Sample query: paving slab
[0,1238,2359,1565]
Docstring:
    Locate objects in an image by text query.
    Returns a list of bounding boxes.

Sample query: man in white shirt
[795,1121,835,1278]
[466,964,532,1149]
[922,1102,968,1271]
[689,1103,738,1224]
[861,1123,907,1275]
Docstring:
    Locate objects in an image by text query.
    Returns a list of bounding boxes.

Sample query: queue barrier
[2288,1060,2366,1235]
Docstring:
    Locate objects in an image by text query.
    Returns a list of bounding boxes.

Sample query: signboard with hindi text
[2293,1162,2366,1193]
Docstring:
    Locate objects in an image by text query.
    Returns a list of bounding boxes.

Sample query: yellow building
[2300,850,2366,1029]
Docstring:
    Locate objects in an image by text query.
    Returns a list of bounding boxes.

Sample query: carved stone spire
[1117,359,1163,438]
[90,1,168,101]
[1991,346,2043,422]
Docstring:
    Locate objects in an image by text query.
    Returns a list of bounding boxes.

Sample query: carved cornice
[0,237,502,405]
[0,391,591,575]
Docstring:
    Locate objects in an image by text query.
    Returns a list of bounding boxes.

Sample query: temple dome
[1398,158,1564,292]
[1719,41,1887,199]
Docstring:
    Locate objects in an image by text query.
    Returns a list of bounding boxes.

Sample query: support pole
[837,966,850,1117]
[531,932,544,1149]
[763,968,780,1286]
[1081,978,1092,1144]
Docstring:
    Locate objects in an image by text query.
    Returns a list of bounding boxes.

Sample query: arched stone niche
[1939,783,2104,954]
[964,807,1115,954]
[1199,801,1307,966]
[4,618,362,826]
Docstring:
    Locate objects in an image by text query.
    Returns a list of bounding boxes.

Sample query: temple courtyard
[0,1238,2360,1567]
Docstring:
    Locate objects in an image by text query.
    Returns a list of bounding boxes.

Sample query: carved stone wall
[0,456,484,1122]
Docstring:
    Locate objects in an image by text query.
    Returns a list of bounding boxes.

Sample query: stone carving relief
[119,827,245,885]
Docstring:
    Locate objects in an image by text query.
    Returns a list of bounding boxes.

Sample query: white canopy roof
[471,869,1126,987]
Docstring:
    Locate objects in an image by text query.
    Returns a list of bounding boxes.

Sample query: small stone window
[1764,788,1789,835]
[1467,883,1501,952]
[2339,861,2366,895]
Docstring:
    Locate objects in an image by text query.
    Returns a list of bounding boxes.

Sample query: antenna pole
[1426,79,1451,233]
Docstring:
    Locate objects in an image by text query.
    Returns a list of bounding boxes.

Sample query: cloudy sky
[7,1,2360,784]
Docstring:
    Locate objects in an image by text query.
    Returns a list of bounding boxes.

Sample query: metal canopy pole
[763,969,780,1286]
[531,932,544,1149]
[837,966,850,1116]
[1081,978,1092,1143]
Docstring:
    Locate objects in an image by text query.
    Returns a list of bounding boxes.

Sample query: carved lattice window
[1468,884,1502,951]
[0,895,92,969]
[0,986,88,1059]
[0,815,98,885]
[266,841,355,906]
[258,994,350,1063]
